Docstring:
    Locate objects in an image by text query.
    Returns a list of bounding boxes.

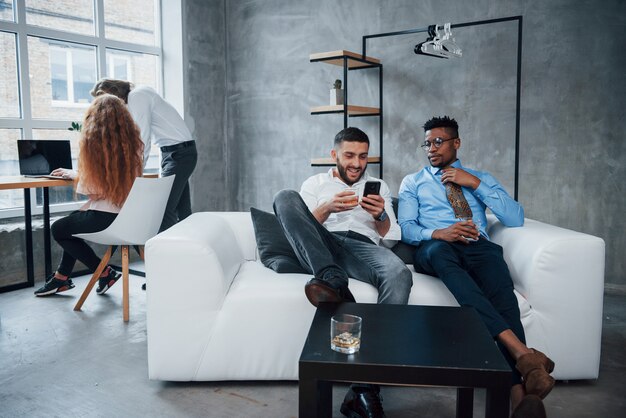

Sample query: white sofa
[145,212,605,382]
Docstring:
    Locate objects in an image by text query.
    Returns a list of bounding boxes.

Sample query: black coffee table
[299,303,511,418]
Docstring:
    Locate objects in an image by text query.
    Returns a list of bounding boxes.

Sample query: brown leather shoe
[304,278,356,307]
[304,278,343,307]
[516,349,556,399]
[512,395,547,418]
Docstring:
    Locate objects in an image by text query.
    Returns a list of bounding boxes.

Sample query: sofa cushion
[390,197,418,264]
[250,208,308,274]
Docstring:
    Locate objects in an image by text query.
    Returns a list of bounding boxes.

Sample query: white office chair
[73,175,175,322]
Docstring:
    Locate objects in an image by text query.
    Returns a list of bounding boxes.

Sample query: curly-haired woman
[35,94,144,296]
[90,78,197,233]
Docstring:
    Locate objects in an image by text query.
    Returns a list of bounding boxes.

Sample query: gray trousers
[159,142,198,232]
[273,189,412,305]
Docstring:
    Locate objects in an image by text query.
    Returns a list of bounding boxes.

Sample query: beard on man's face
[336,158,366,186]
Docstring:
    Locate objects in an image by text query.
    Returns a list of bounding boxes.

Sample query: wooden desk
[0,176,71,190]
[0,176,73,292]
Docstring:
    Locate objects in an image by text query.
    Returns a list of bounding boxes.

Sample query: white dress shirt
[127,86,193,164]
[300,168,400,247]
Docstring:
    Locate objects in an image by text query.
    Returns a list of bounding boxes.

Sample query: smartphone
[363,181,381,197]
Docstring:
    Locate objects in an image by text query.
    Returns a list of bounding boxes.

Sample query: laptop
[17,139,73,179]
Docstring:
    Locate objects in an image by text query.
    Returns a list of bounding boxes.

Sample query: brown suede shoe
[512,395,547,418]
[516,349,556,399]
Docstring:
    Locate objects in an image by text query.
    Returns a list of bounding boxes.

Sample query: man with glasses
[398,116,554,418]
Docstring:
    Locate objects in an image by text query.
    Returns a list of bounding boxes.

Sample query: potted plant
[330,79,344,106]
[68,122,82,132]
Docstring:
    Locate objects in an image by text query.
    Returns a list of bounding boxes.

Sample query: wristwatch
[376,210,388,222]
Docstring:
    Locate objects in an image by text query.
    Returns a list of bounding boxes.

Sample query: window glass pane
[105,49,158,89]
[31,130,82,205]
[50,48,68,101]
[28,37,96,120]
[25,0,94,36]
[72,48,96,102]
[112,56,128,79]
[0,31,20,118]
[0,0,14,22]
[104,0,157,45]
[0,128,20,174]
[144,150,159,172]
[0,128,23,210]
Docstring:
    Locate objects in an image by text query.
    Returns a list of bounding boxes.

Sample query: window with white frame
[0,0,162,218]
[49,43,97,106]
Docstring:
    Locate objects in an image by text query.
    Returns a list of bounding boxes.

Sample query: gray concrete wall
[184,0,230,211]
[186,0,624,287]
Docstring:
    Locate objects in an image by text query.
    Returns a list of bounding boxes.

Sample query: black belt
[160,140,195,153]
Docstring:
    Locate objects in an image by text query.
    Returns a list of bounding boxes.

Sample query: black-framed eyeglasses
[420,137,458,152]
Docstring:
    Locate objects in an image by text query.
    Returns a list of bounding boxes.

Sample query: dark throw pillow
[391,241,417,264]
[250,207,308,274]
[390,196,417,264]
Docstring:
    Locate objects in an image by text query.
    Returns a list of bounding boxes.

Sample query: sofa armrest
[489,217,605,379]
[145,212,246,380]
[146,212,245,309]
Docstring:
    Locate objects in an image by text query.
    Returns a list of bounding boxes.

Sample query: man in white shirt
[90,79,197,232]
[274,127,411,305]
[273,127,412,418]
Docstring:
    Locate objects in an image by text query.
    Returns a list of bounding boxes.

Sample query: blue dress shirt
[398,160,524,245]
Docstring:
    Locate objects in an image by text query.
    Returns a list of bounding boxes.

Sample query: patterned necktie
[445,181,473,219]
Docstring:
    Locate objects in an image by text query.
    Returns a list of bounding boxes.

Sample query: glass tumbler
[330,314,362,354]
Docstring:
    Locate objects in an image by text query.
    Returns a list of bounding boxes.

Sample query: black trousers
[159,142,198,232]
[51,210,117,276]
[413,238,525,385]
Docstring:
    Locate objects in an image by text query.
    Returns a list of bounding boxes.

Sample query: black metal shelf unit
[309,50,384,179]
